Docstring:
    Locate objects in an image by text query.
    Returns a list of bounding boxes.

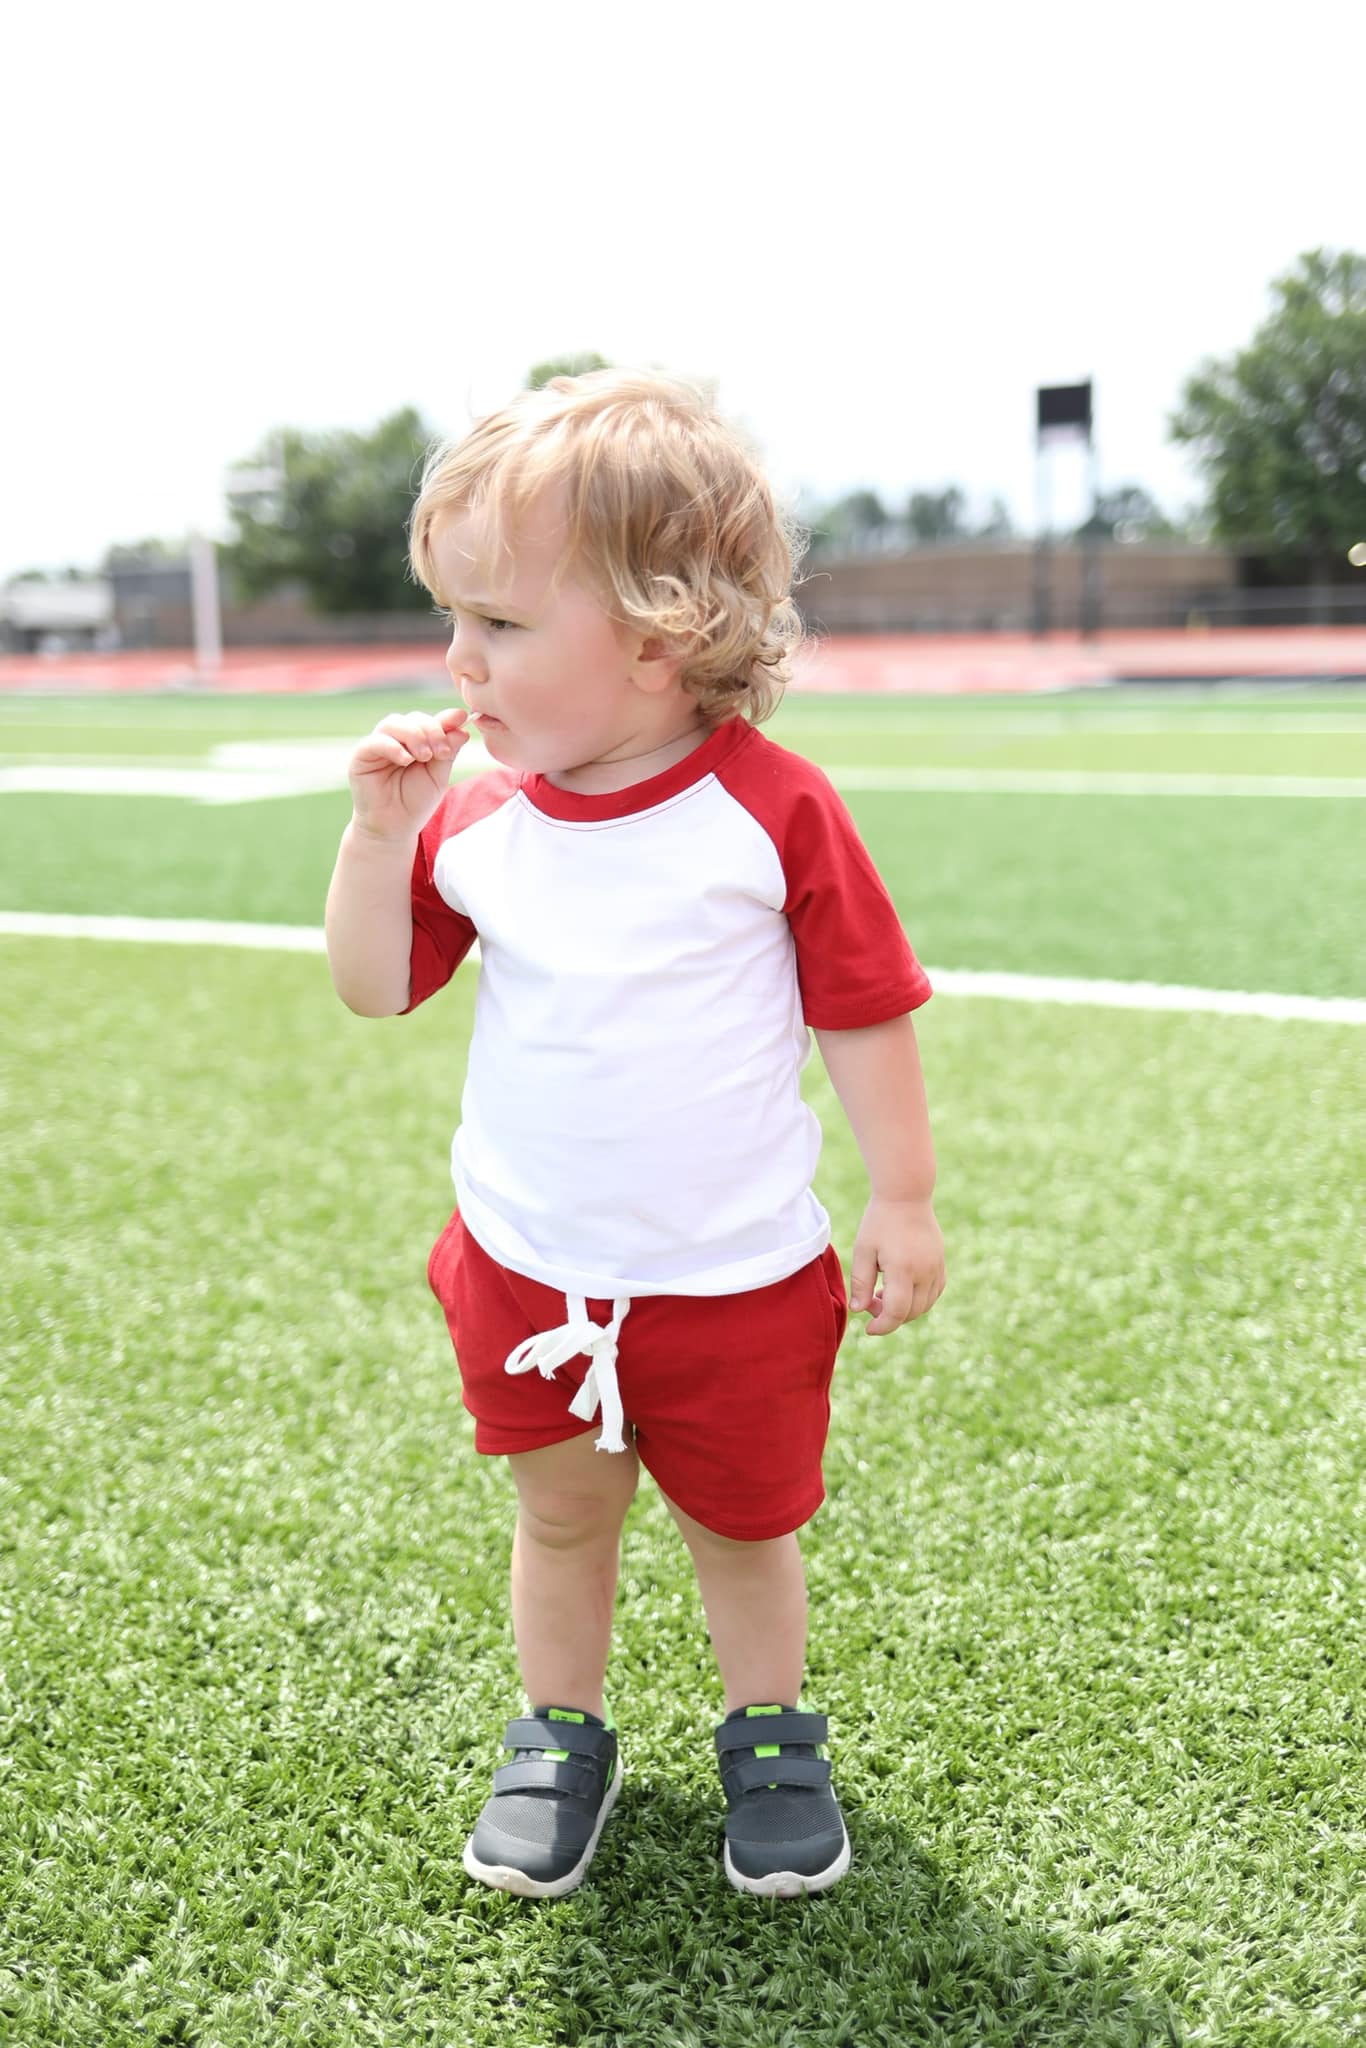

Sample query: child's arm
[814,1012,946,1336]
[325,707,468,1016]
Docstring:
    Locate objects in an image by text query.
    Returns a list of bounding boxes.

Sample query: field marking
[2,752,1365,803]
[925,967,1366,1024]
[826,769,1366,797]
[0,913,329,953]
[5,714,1366,738]
[787,717,1366,735]
[2,912,1361,1023]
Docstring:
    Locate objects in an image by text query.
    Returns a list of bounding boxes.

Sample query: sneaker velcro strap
[503,1717,612,1758]
[714,1711,828,1757]
[725,1753,834,1796]
[493,1758,595,1798]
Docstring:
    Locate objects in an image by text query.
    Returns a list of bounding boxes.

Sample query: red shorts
[427,1210,848,1542]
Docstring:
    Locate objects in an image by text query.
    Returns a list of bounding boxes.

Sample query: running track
[2,628,1366,696]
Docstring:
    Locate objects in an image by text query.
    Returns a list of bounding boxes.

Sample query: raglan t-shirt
[404,714,932,1301]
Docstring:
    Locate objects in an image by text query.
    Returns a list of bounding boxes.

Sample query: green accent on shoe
[716,1707,847,1893]
[747,1705,786,1781]
[544,1708,587,1760]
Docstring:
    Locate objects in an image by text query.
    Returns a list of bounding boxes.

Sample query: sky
[3,0,1362,586]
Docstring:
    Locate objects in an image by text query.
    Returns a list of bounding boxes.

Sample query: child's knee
[509,1432,639,1545]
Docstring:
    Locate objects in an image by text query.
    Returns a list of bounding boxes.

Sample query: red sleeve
[401,771,519,1014]
[717,732,932,1029]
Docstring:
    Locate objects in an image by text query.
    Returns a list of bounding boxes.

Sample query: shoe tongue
[516,1705,606,1764]
[732,1702,817,1765]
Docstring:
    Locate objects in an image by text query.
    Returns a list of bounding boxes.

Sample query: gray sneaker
[463,1707,622,1898]
[715,1704,851,1897]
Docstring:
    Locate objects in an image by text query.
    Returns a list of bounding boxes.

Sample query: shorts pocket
[426,1208,462,1303]
[809,1245,848,1376]
[823,1236,843,1351]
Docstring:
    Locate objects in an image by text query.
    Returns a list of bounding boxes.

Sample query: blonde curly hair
[408,367,808,726]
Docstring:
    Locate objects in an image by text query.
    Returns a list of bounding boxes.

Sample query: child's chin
[475,724,516,761]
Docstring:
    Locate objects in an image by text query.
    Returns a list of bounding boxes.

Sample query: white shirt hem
[453,1177,832,1299]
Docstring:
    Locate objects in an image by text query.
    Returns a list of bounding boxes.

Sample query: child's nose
[445,624,487,685]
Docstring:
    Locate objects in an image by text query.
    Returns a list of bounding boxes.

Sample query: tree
[527,351,612,389]
[221,407,441,614]
[805,490,892,553]
[974,496,1015,541]
[1074,485,1179,544]
[1169,246,1366,577]
[101,537,192,572]
[907,486,967,542]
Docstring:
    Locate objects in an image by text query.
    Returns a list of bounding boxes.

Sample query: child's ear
[632,634,689,692]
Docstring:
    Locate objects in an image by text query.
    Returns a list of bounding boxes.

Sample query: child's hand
[849,1195,946,1335]
[347,708,470,842]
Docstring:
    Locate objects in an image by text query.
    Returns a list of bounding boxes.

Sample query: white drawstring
[503,1296,632,1453]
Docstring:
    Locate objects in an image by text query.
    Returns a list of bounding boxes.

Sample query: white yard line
[2,759,1365,801]
[825,768,1366,797]
[790,717,1366,735]
[924,967,1366,1024]
[1,912,1361,1023]
[0,913,329,953]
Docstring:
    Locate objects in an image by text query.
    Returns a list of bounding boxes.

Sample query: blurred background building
[5,539,1363,655]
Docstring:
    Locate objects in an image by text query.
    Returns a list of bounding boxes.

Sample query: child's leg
[507,1429,640,1716]
[663,1497,807,1710]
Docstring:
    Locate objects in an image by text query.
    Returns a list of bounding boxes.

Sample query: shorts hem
[472,1417,604,1458]
[644,1470,827,1543]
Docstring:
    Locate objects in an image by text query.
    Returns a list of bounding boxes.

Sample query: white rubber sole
[724,1819,852,1898]
[462,1756,624,1899]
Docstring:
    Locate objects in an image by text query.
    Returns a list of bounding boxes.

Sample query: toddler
[325,368,946,1899]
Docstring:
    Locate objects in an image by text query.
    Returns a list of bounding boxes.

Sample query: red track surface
[2,628,1365,696]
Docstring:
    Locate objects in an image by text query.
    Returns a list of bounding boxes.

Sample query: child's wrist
[346,814,421,851]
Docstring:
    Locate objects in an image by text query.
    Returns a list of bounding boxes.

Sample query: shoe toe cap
[727,1814,848,1883]
[469,1797,591,1887]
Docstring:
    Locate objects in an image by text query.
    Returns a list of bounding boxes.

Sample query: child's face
[431,484,666,781]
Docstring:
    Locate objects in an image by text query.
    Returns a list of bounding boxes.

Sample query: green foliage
[1074,487,1181,545]
[221,408,442,615]
[908,486,967,542]
[101,537,192,572]
[975,495,1015,541]
[807,487,1014,552]
[805,490,892,553]
[526,350,612,389]
[1169,247,1366,567]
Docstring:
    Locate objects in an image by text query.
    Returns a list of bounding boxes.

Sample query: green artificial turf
[1,690,1364,1001]
[5,683,1366,769]
[2,939,1363,2046]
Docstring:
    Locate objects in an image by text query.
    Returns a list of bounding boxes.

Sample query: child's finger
[354,733,418,770]
[849,1251,878,1313]
[373,712,447,762]
[863,1291,893,1333]
[874,1282,915,1333]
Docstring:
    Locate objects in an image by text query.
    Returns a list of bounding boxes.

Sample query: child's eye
[437,608,516,634]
